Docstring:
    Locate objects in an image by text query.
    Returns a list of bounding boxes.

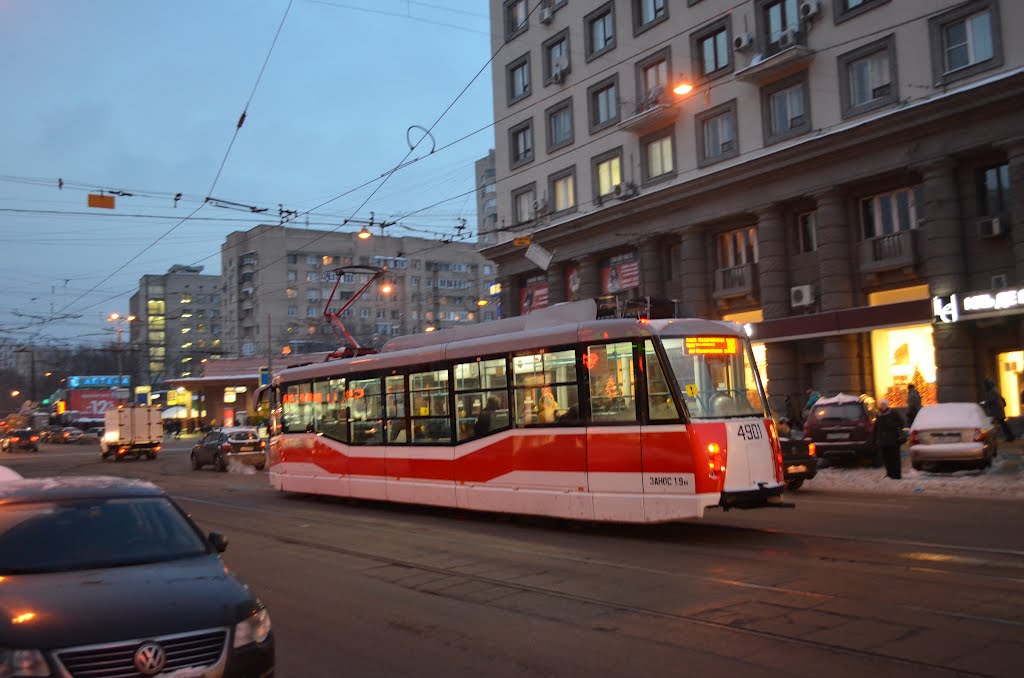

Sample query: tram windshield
[660,336,767,419]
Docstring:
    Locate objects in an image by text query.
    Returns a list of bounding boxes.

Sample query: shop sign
[67,375,130,390]
[601,252,640,294]
[933,287,1024,324]
[520,274,549,315]
[565,263,581,301]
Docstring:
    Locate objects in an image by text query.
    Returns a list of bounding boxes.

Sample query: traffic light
[41,398,50,405]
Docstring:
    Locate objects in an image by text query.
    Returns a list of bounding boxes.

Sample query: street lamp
[10,390,20,398]
[107,313,136,392]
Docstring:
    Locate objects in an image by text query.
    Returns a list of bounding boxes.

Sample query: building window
[633,0,667,35]
[838,35,897,118]
[549,167,577,214]
[696,100,738,167]
[635,47,670,107]
[797,212,817,253]
[287,270,297,282]
[592,148,623,199]
[692,18,731,79]
[512,183,536,224]
[585,3,616,61]
[718,227,759,268]
[978,164,1010,217]
[287,305,297,317]
[543,29,570,86]
[509,118,534,169]
[641,130,674,183]
[762,73,810,144]
[588,75,619,132]
[834,0,890,24]
[504,0,528,40]
[506,53,531,105]
[929,1,1002,85]
[759,0,800,53]
[860,187,922,239]
[545,98,574,152]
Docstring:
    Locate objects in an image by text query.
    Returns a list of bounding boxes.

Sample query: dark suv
[2,428,40,452]
[803,393,879,466]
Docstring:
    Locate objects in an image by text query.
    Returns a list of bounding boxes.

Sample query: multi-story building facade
[221,225,497,357]
[129,265,224,386]
[476,149,500,247]
[485,0,1024,416]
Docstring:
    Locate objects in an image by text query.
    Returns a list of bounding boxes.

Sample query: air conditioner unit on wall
[539,6,553,24]
[977,216,1004,238]
[733,32,753,52]
[799,0,821,20]
[992,274,1010,289]
[790,284,815,308]
[779,28,797,48]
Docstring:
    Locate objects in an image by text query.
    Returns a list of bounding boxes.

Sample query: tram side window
[409,369,451,444]
[454,358,510,441]
[644,340,681,421]
[385,375,408,444]
[281,382,316,433]
[513,349,580,426]
[348,377,383,445]
[586,342,638,423]
[319,377,348,443]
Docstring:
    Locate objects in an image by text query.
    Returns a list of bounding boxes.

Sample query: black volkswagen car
[0,472,274,677]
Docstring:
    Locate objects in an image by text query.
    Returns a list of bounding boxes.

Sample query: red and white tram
[266,301,785,523]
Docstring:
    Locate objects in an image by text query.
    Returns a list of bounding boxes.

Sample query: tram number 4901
[736,423,763,440]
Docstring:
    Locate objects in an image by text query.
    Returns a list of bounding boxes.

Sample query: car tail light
[909,430,919,445]
[807,443,816,457]
[30,436,39,442]
[10,436,20,442]
[973,429,984,442]
[259,440,266,449]
[222,442,232,451]
[154,445,161,452]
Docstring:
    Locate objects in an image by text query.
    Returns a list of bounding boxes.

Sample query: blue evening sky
[0,0,497,347]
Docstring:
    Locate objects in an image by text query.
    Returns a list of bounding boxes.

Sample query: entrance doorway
[997,351,1022,418]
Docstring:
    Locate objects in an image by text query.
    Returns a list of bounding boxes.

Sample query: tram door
[585,342,645,521]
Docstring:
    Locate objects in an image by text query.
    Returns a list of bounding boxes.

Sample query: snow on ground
[799,440,1024,499]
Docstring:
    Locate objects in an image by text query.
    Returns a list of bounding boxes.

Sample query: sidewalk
[804,438,1024,499]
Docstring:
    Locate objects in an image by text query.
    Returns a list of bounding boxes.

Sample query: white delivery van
[101,405,163,461]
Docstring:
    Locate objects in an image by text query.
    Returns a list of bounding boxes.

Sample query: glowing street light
[424,326,436,333]
[672,80,694,95]
[357,226,372,240]
[476,299,488,307]
[380,281,393,295]
[10,390,20,398]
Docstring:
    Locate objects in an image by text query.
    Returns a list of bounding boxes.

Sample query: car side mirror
[208,531,229,553]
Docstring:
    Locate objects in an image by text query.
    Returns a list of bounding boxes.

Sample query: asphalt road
[4,440,1024,677]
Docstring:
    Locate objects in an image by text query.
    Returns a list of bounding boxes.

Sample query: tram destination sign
[684,337,739,355]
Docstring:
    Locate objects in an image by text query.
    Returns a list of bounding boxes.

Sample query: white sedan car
[908,402,997,471]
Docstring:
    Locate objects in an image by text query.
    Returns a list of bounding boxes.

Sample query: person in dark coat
[873,398,906,479]
[982,378,1015,441]
[906,384,922,426]
[474,396,501,438]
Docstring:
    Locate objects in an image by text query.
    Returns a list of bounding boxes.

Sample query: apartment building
[485,0,1024,415]
[221,225,497,357]
[129,265,224,386]
[477,150,500,248]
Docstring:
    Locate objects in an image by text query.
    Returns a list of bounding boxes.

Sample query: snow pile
[803,450,1024,499]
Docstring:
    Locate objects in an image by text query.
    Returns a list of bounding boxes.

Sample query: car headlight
[233,608,271,648]
[0,649,50,677]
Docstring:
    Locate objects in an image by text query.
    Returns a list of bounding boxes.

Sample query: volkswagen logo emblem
[134,642,167,676]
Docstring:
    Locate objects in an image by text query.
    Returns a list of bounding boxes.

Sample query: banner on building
[520,274,549,315]
[565,263,581,301]
[67,390,118,417]
[601,252,640,294]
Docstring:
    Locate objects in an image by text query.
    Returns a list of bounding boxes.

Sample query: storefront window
[998,351,1022,418]
[870,324,937,407]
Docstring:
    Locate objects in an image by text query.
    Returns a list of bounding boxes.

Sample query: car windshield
[811,403,864,422]
[227,431,259,442]
[660,336,767,419]
[0,496,209,574]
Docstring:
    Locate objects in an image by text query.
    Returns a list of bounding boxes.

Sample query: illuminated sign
[684,337,739,355]
[67,375,130,390]
[934,287,1024,324]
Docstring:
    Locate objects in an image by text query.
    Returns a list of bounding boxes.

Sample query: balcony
[859,230,919,276]
[619,87,680,134]
[735,29,813,86]
[713,262,759,301]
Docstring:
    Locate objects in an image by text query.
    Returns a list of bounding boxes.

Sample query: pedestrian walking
[906,384,922,426]
[802,388,822,423]
[982,378,1015,442]
[873,399,906,479]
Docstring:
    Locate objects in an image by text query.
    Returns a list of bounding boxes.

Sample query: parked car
[57,426,84,444]
[909,402,998,471]
[39,424,65,443]
[776,418,818,491]
[77,427,102,444]
[1,428,40,452]
[191,427,267,472]
[803,393,880,466]
[0,470,275,676]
